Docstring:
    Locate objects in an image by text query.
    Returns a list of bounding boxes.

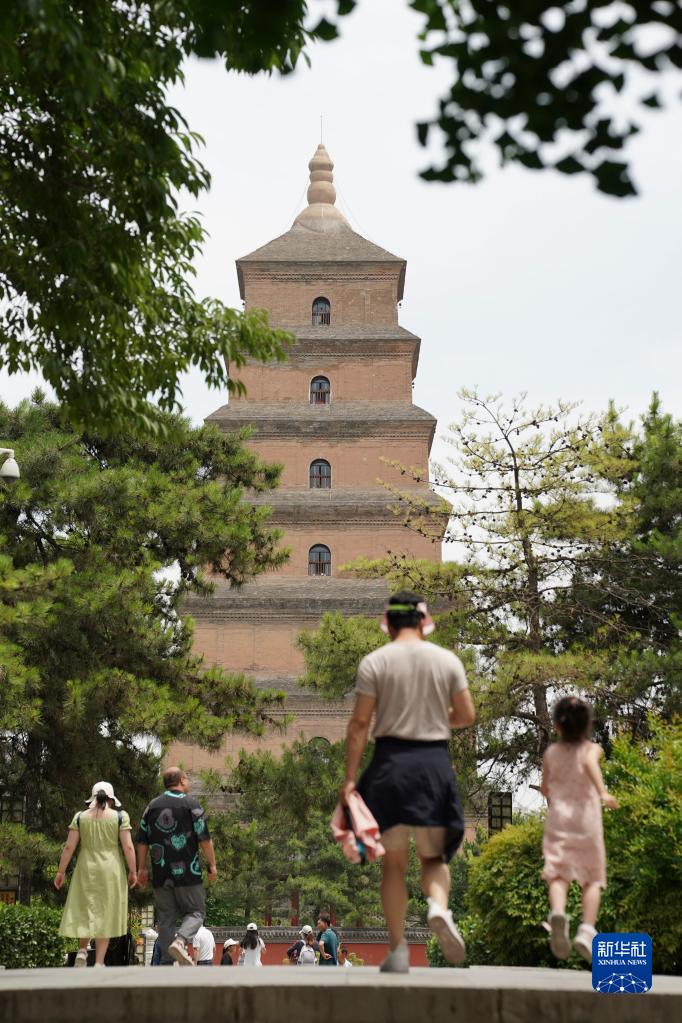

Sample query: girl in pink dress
[540,696,619,963]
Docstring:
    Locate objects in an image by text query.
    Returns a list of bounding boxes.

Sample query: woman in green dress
[55,781,137,966]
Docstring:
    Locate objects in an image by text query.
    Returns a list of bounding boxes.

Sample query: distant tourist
[338,945,353,968]
[220,938,239,965]
[240,922,265,966]
[541,696,619,963]
[287,924,318,964]
[342,591,476,972]
[192,924,216,965]
[55,781,137,967]
[135,767,218,966]
[297,930,318,966]
[316,913,338,966]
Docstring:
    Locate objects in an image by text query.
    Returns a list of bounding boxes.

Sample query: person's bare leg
[94,938,110,966]
[548,879,569,914]
[78,939,89,951]
[546,879,571,959]
[420,856,450,909]
[581,883,602,928]
[381,848,409,950]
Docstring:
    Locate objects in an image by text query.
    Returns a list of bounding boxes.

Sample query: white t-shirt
[355,640,468,741]
[193,926,215,963]
[240,936,265,966]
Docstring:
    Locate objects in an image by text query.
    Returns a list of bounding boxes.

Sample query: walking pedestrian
[541,695,619,963]
[135,767,218,966]
[342,591,476,972]
[220,938,239,965]
[239,922,265,966]
[192,924,216,965]
[55,781,137,967]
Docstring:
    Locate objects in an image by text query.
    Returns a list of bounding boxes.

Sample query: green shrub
[600,720,682,974]
[0,902,73,968]
[430,721,681,973]
[463,817,585,969]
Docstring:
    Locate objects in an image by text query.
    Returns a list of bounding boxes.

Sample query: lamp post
[0,448,20,480]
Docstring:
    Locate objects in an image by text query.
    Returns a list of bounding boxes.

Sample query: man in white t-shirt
[342,591,476,973]
[192,924,215,966]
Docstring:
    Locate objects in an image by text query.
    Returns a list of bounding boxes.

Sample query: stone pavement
[1,965,680,1023]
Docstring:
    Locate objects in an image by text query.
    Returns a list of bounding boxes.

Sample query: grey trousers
[153,884,205,964]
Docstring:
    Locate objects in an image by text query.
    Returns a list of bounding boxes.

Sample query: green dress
[59,809,131,938]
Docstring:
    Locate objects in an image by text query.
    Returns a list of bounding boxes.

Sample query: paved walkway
[1,965,680,1022]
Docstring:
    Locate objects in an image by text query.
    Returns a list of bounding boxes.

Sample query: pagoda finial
[293,143,347,227]
[307,144,336,206]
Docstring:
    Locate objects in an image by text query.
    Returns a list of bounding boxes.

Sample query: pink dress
[542,740,606,888]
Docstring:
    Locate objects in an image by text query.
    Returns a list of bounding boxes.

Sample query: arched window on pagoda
[309,459,331,489]
[310,376,330,405]
[312,296,331,325]
[308,544,331,577]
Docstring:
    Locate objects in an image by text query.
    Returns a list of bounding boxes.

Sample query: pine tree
[0,392,288,838]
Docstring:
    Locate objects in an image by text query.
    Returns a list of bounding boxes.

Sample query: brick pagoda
[169,145,445,773]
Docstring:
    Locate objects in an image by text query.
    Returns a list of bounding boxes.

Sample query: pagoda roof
[236,145,406,299]
[207,401,435,425]
[238,220,404,266]
[285,324,419,343]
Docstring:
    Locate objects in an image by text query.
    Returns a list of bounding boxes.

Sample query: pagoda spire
[294,144,347,227]
[307,144,336,205]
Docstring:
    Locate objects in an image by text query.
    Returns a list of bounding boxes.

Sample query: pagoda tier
[168,145,448,773]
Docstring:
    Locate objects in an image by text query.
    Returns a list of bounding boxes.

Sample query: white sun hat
[85,781,121,809]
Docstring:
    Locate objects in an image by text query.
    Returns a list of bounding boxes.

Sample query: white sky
[3,1,681,439]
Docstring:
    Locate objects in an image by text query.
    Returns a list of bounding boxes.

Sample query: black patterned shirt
[136,790,211,888]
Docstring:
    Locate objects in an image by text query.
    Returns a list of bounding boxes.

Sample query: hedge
[0,902,73,969]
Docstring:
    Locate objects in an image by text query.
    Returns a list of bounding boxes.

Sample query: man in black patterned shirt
[136,767,217,966]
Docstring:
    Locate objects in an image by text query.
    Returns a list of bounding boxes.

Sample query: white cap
[246,922,258,931]
[85,781,121,809]
[223,938,239,948]
[299,925,313,935]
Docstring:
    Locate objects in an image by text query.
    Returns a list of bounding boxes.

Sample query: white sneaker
[379,941,410,973]
[74,948,88,968]
[545,911,571,959]
[168,937,195,966]
[573,923,597,964]
[427,899,466,964]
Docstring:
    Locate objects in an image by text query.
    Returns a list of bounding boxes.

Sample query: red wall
[209,940,428,967]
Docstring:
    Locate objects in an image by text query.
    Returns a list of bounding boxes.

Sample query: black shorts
[357,737,464,863]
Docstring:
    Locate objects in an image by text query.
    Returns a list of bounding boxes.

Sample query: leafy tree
[301,391,627,781]
[203,737,428,929]
[300,392,679,784]
[411,0,682,197]
[0,1,341,433]
[0,823,60,881]
[0,392,288,839]
[297,612,387,700]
